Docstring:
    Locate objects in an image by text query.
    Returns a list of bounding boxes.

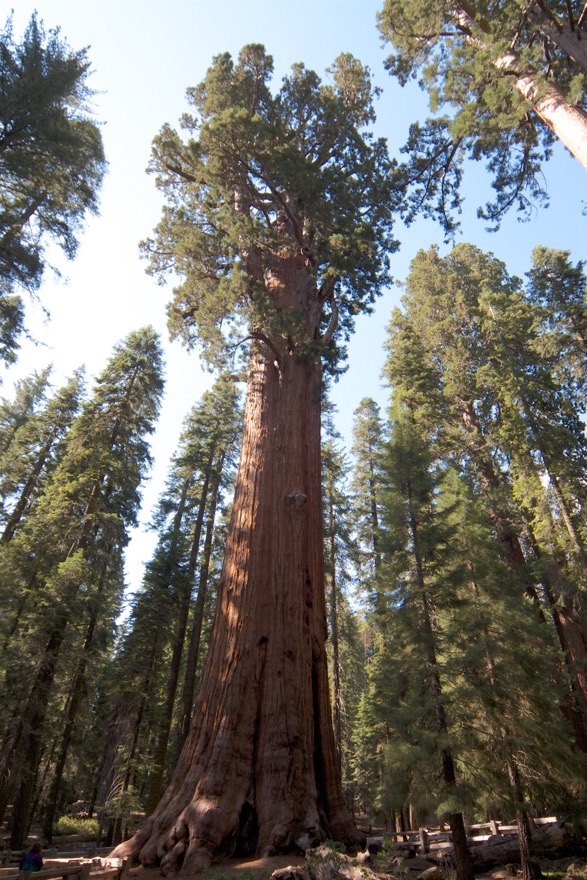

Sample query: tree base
[112,810,364,876]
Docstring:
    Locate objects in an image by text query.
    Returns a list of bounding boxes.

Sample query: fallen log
[458,820,580,872]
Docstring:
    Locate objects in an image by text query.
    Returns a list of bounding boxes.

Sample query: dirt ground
[128,854,306,880]
[126,854,587,880]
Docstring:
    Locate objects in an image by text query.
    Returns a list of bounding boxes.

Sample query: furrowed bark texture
[113,251,359,874]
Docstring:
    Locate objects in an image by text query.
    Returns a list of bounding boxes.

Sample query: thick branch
[454,1,587,168]
[536,19,587,71]
[317,277,339,347]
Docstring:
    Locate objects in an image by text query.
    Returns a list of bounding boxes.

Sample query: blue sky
[4,0,586,598]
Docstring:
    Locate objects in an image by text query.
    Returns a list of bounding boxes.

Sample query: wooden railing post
[419,828,429,854]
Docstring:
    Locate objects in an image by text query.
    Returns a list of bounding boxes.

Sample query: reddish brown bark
[113,251,359,874]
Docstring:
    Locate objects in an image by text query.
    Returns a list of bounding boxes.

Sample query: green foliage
[350,398,384,599]
[378,0,586,232]
[143,44,397,374]
[0,368,85,542]
[526,247,587,396]
[54,816,99,836]
[0,13,106,293]
[0,291,24,367]
[350,241,587,829]
[0,327,164,846]
[322,432,366,798]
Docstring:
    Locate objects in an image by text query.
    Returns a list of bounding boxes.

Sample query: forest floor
[128,855,305,880]
[126,854,587,880]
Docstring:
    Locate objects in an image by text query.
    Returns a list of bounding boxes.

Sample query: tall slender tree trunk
[535,546,587,748]
[459,400,529,571]
[114,311,359,873]
[506,759,542,880]
[42,553,112,842]
[1,427,58,543]
[327,524,342,757]
[8,605,71,848]
[109,641,163,846]
[472,576,542,880]
[4,471,106,846]
[407,480,474,880]
[145,580,193,815]
[145,481,195,815]
[462,401,587,745]
[177,460,224,755]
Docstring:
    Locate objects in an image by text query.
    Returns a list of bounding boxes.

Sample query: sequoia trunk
[114,306,359,873]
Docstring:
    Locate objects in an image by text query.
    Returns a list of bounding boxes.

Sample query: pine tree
[350,398,384,598]
[395,244,587,739]
[322,434,366,796]
[0,289,24,366]
[0,13,106,294]
[0,370,85,691]
[377,399,474,880]
[365,398,580,877]
[526,247,586,394]
[433,470,578,880]
[0,367,51,456]
[374,247,587,871]
[0,326,164,845]
[0,368,85,543]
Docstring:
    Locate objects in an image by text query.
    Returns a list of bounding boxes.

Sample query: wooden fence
[0,857,128,880]
[365,816,561,855]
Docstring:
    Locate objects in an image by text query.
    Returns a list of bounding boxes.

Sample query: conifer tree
[526,247,586,394]
[114,44,395,872]
[0,327,164,845]
[0,290,24,366]
[350,398,384,596]
[0,370,85,693]
[322,435,366,793]
[364,390,581,877]
[376,399,475,880]
[0,367,51,456]
[378,0,587,233]
[0,12,106,293]
[384,243,587,747]
[0,368,85,543]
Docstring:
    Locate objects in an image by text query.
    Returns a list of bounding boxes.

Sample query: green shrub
[54,816,99,836]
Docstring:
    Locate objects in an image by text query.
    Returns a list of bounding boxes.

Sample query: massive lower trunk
[113,340,359,874]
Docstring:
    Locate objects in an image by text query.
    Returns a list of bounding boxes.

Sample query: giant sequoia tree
[113,45,395,874]
[378,0,587,232]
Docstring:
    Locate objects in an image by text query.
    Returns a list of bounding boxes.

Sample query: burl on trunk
[113,251,360,874]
